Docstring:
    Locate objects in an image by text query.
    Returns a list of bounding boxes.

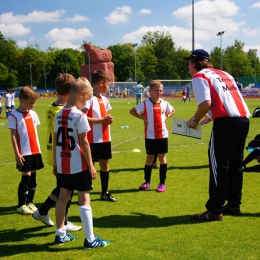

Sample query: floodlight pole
[217,31,225,70]
[44,56,47,89]
[253,49,258,83]
[132,43,138,82]
[29,64,32,87]
[129,54,131,79]
[192,0,195,51]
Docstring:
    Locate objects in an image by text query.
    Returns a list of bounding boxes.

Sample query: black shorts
[17,154,44,172]
[57,170,93,191]
[90,142,112,162]
[145,138,168,154]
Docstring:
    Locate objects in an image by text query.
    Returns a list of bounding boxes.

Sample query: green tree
[137,44,158,83]
[0,32,19,88]
[45,48,85,86]
[175,48,192,79]
[16,45,45,87]
[222,40,251,76]
[0,63,8,81]
[142,31,177,79]
[108,43,137,82]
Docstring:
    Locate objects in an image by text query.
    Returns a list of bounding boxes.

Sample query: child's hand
[143,117,148,126]
[16,154,25,167]
[103,114,114,125]
[89,165,98,179]
[53,166,57,176]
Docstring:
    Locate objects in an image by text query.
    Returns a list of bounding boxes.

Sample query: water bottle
[121,126,129,129]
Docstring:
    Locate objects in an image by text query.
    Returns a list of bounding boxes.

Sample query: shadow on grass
[0,226,53,243]
[110,167,143,173]
[0,227,90,257]
[168,164,209,170]
[92,211,260,228]
[0,243,87,258]
[109,164,209,173]
[0,205,21,215]
[90,188,140,198]
[93,212,200,228]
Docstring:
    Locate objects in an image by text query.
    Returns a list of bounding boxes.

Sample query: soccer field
[0,97,260,260]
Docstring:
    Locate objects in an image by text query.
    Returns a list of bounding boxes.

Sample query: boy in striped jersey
[129,80,175,192]
[32,73,81,231]
[185,49,250,221]
[8,86,44,215]
[53,77,110,248]
[82,70,116,202]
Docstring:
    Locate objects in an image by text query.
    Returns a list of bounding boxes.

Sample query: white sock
[55,226,66,237]
[79,205,95,242]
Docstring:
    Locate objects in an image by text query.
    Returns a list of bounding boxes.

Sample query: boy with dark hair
[82,70,116,202]
[32,73,81,231]
[8,86,44,214]
[53,77,110,248]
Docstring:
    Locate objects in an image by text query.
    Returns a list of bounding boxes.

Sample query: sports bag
[252,107,260,117]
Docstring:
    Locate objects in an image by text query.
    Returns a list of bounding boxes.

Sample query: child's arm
[82,107,114,125]
[53,132,57,176]
[129,107,148,125]
[165,108,175,119]
[10,129,25,166]
[79,132,97,179]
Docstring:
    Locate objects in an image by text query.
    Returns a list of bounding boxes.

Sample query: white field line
[0,140,207,165]
[112,139,207,154]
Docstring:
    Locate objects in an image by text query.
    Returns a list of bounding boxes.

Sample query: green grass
[1,97,260,259]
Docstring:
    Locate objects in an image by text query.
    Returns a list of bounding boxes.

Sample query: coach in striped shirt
[185,49,250,222]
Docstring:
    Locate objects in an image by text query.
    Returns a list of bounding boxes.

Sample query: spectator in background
[10,89,16,112]
[181,88,187,102]
[133,81,144,105]
[5,88,12,118]
[186,85,191,102]
[235,78,243,92]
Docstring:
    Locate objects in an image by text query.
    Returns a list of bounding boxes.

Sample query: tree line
[0,31,259,90]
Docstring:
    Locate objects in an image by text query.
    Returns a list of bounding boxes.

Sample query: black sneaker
[152,163,158,169]
[100,192,117,202]
[222,205,241,215]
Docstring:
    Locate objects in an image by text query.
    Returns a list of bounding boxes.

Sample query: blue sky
[1,0,260,56]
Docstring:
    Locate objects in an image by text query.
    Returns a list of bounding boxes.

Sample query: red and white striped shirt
[83,95,112,143]
[54,107,91,175]
[135,98,174,139]
[193,68,250,119]
[8,110,41,156]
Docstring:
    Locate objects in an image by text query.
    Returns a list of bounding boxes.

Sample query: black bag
[252,107,260,117]
[246,134,260,150]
